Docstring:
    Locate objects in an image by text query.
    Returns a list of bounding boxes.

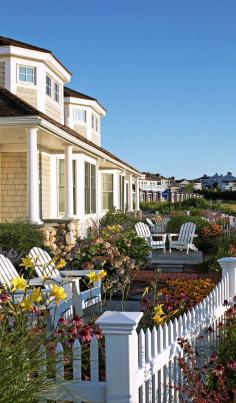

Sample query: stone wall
[42,221,79,260]
[0,152,27,221]
[0,62,5,86]
[16,86,37,108]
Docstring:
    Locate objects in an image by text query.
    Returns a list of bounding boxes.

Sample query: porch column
[135,177,140,211]
[27,128,41,224]
[65,145,74,218]
[128,173,133,211]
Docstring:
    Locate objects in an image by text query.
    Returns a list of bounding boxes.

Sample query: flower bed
[140,278,215,327]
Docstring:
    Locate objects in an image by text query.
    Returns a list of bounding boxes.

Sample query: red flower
[58,317,67,325]
[212,364,224,377]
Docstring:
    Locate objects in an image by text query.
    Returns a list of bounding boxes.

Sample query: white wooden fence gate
[37,257,236,403]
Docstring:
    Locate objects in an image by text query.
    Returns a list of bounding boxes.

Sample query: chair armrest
[61,270,100,277]
[168,233,178,242]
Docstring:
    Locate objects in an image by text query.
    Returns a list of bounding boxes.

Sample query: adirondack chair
[0,254,75,328]
[146,217,170,234]
[135,222,167,251]
[29,247,102,314]
[168,222,198,254]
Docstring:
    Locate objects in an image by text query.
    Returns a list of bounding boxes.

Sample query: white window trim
[46,74,52,97]
[73,108,87,123]
[17,64,36,85]
[54,81,60,103]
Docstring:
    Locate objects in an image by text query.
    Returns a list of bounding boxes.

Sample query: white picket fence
[36,257,236,403]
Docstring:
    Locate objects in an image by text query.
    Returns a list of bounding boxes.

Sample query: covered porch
[0,120,140,231]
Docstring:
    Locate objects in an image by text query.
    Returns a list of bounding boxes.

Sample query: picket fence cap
[218,257,236,269]
[96,311,143,334]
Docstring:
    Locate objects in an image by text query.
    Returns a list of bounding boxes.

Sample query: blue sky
[2,0,236,178]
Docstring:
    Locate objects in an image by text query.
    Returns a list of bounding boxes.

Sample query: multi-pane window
[92,114,99,131]
[74,109,86,123]
[58,159,76,215]
[120,175,125,211]
[85,162,96,214]
[54,82,60,102]
[46,75,52,96]
[58,159,65,214]
[18,65,36,84]
[102,173,113,210]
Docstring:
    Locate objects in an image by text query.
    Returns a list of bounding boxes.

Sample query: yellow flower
[19,256,34,269]
[49,285,67,304]
[86,271,99,284]
[97,269,107,280]
[55,258,66,270]
[20,296,34,311]
[30,288,43,304]
[11,276,28,292]
[152,304,166,325]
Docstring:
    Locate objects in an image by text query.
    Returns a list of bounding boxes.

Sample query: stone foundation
[41,220,79,260]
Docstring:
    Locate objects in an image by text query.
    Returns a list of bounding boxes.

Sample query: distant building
[196,172,236,191]
[139,173,169,202]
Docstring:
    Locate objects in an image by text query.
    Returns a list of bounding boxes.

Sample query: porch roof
[0,86,141,175]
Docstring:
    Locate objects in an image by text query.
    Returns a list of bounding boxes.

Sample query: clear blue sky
[2,1,236,179]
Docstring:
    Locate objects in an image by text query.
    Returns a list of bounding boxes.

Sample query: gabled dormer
[64,87,106,146]
[0,36,71,123]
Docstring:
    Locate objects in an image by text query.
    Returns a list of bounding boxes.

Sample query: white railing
[36,257,236,403]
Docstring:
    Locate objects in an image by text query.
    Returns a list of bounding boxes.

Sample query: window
[102,173,113,210]
[91,114,95,129]
[74,109,86,123]
[54,82,60,102]
[58,159,76,215]
[46,75,52,96]
[58,159,65,214]
[85,162,96,214]
[18,65,36,84]
[120,175,125,211]
[92,114,99,131]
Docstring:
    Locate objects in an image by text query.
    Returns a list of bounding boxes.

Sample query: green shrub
[100,209,139,231]
[0,221,43,256]
[140,201,170,214]
[166,216,209,234]
[114,229,151,266]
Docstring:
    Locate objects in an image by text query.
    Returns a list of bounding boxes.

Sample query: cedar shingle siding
[0,62,5,87]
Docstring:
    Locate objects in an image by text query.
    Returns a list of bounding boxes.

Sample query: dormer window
[18,65,36,84]
[46,75,52,96]
[74,109,86,123]
[54,82,60,102]
[92,114,99,131]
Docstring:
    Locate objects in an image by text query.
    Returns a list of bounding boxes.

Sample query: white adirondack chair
[29,247,102,314]
[135,222,167,251]
[0,254,75,328]
[168,222,198,254]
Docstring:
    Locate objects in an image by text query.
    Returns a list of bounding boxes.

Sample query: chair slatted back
[178,222,196,244]
[29,247,60,283]
[135,222,151,238]
[146,218,155,228]
[0,254,19,288]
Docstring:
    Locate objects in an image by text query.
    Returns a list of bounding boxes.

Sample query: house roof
[0,36,71,75]
[0,86,140,174]
[64,86,106,111]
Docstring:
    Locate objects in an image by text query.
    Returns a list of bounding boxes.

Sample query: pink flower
[227,360,236,370]
[79,327,92,342]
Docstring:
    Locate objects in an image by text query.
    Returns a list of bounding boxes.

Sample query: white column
[113,172,120,209]
[135,177,140,211]
[65,145,74,219]
[96,311,143,403]
[218,257,236,300]
[27,128,41,224]
[128,174,133,211]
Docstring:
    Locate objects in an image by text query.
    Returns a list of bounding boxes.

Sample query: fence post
[218,257,236,300]
[96,311,143,403]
